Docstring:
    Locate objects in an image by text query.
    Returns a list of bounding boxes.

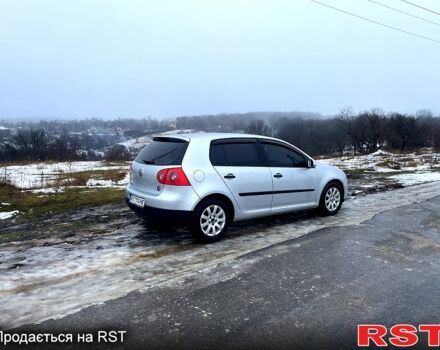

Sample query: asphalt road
[10,194,440,349]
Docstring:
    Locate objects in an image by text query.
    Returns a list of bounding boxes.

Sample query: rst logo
[358,324,440,347]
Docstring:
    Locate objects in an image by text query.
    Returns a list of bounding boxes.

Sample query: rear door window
[210,144,229,166]
[210,142,263,167]
[135,138,188,165]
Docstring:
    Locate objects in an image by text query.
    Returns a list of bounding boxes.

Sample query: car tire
[191,199,230,243]
[319,182,343,216]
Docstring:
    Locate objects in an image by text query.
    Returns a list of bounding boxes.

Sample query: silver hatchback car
[126,133,348,242]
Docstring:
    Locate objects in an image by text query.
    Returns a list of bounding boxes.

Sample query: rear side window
[210,142,263,167]
[262,143,307,167]
[210,144,229,166]
[135,138,188,165]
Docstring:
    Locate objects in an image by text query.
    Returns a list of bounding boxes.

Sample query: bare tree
[337,107,360,154]
[328,118,349,156]
[433,127,440,152]
[362,109,386,153]
[275,118,306,149]
[12,128,47,160]
[387,114,416,153]
[105,145,131,161]
[245,119,272,136]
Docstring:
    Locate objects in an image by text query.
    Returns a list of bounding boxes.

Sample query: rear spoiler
[152,137,188,143]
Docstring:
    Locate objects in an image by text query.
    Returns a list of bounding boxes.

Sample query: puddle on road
[1,182,440,329]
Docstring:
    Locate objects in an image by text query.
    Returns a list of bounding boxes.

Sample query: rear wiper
[143,160,155,164]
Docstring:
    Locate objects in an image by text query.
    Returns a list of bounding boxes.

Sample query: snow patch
[390,172,440,186]
[30,188,62,194]
[0,211,18,220]
[370,149,391,156]
[117,136,152,150]
[86,179,115,187]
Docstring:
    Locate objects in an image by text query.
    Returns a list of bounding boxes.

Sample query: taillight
[156,167,191,186]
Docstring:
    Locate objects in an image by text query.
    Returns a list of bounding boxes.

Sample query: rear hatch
[131,137,189,196]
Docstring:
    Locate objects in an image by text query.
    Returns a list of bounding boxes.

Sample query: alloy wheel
[325,187,341,212]
[200,205,226,236]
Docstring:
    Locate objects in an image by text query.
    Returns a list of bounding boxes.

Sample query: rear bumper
[125,184,199,211]
[126,199,192,224]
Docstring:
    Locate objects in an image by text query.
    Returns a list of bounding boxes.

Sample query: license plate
[129,195,145,208]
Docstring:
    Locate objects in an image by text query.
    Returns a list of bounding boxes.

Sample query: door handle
[273,173,283,178]
[224,173,236,179]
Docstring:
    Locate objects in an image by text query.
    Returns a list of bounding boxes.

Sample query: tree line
[243,109,440,156]
[0,129,83,162]
[1,109,439,163]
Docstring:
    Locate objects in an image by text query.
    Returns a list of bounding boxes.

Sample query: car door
[210,139,273,213]
[260,141,318,211]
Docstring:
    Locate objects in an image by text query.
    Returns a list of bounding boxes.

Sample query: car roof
[154,132,277,142]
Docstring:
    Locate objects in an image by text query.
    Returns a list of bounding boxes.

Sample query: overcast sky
[0,0,439,119]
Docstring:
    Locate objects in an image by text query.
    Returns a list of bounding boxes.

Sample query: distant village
[1,109,439,163]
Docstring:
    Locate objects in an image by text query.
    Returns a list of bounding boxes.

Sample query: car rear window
[135,137,188,165]
[210,142,263,167]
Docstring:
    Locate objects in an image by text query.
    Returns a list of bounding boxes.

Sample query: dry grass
[0,182,124,221]
[376,160,401,170]
[398,156,415,162]
[55,169,127,187]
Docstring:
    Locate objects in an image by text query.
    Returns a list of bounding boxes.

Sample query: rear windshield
[135,137,188,165]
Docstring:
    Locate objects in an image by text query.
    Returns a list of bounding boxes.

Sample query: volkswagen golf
[126,133,348,242]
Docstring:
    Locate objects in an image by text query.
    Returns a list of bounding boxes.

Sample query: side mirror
[307,159,315,168]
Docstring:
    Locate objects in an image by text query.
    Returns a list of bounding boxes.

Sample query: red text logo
[358,324,440,347]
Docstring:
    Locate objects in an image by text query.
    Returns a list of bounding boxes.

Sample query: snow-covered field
[0,161,129,190]
[1,149,439,192]
[320,148,440,191]
[0,129,201,193]
[1,148,439,191]
[320,148,439,173]
[1,148,439,221]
